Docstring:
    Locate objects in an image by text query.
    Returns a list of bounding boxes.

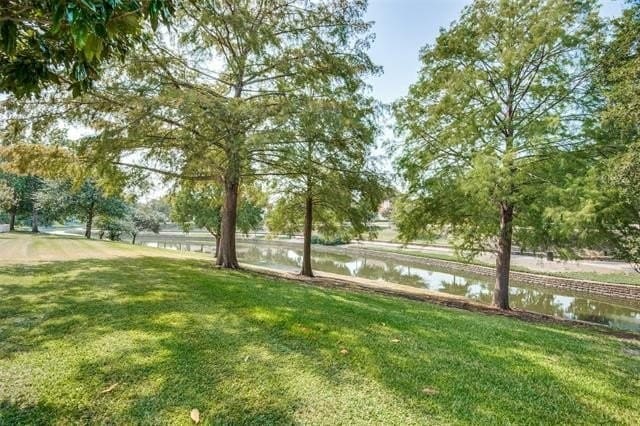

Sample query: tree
[0,173,43,231]
[266,92,385,277]
[34,179,129,238]
[0,0,174,96]
[129,206,164,244]
[591,1,640,267]
[62,0,377,269]
[171,182,265,257]
[394,0,601,309]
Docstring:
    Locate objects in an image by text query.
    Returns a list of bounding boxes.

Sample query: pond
[143,239,640,333]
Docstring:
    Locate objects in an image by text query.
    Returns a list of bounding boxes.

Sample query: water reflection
[146,241,640,332]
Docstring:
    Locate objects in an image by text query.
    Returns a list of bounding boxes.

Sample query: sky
[364,0,626,104]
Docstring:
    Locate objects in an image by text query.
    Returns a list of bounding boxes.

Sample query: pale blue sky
[365,0,626,104]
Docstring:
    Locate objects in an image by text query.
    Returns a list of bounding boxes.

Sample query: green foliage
[128,206,165,243]
[95,216,131,241]
[0,173,42,222]
[34,179,129,227]
[0,0,174,96]
[266,86,387,245]
[394,0,602,256]
[586,1,640,267]
[309,234,351,246]
[0,180,14,212]
[171,182,265,237]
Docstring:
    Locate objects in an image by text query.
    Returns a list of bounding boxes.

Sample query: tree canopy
[394,0,602,308]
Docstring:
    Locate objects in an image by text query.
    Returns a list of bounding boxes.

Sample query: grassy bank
[1,233,639,424]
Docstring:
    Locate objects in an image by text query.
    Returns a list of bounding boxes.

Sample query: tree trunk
[493,203,513,309]
[9,208,16,231]
[301,195,314,277]
[131,233,137,245]
[85,202,95,239]
[31,206,39,233]
[215,235,221,258]
[217,82,243,269]
[217,172,240,268]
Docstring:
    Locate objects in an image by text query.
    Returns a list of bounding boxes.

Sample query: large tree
[0,0,173,96]
[61,0,377,269]
[578,0,640,268]
[394,0,601,309]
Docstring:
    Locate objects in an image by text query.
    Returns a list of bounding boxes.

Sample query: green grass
[1,234,639,425]
[374,247,640,286]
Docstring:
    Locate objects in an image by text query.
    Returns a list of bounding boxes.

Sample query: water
[143,239,640,332]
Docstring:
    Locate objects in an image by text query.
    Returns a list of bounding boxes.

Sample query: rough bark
[301,194,314,277]
[493,203,513,310]
[84,202,95,239]
[217,171,240,268]
[216,81,243,269]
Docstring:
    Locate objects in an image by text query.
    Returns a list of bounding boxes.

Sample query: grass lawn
[1,233,639,425]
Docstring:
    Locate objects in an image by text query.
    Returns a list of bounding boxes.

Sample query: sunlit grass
[0,233,639,424]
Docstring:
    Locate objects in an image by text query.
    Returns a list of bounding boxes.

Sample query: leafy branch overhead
[0,0,174,96]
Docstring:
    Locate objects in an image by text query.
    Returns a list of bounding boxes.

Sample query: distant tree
[129,206,164,245]
[394,0,601,309]
[171,182,265,257]
[0,0,174,96]
[34,179,129,238]
[0,173,43,232]
[95,216,130,241]
[143,197,172,220]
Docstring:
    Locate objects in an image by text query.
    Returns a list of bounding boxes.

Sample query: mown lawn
[1,233,639,425]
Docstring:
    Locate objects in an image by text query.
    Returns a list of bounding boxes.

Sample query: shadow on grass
[1,257,639,424]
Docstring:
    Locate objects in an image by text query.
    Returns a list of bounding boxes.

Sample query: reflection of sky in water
[393,265,468,292]
[344,260,364,275]
[146,241,640,333]
[286,250,301,262]
[467,284,490,298]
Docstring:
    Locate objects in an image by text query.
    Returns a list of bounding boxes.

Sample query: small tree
[266,93,386,277]
[129,207,164,245]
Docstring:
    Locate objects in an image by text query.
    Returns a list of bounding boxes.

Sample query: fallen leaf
[244,355,249,362]
[390,338,401,343]
[100,383,119,394]
[190,408,200,423]
[422,387,438,396]
[339,348,349,355]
